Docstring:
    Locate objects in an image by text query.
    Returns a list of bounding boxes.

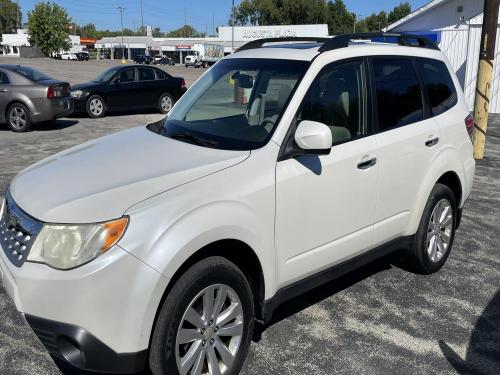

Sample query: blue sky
[18,0,430,33]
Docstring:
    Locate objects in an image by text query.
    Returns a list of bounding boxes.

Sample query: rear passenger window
[372,58,423,131]
[416,58,457,116]
[139,68,156,81]
[0,72,9,84]
[155,69,166,80]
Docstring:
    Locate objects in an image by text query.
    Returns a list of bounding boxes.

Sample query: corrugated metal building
[385,0,500,113]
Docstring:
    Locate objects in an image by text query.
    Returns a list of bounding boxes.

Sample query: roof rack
[236,32,440,53]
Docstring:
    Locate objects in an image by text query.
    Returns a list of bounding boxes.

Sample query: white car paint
[0,40,475,362]
[60,53,77,60]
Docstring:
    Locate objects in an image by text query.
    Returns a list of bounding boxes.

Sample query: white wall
[217,24,329,41]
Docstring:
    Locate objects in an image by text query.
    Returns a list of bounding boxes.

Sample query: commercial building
[385,0,500,113]
[1,29,83,57]
[95,24,329,63]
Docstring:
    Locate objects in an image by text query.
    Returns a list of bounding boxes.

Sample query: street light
[118,6,126,63]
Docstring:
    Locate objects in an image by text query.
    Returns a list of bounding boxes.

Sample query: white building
[385,0,500,113]
[96,24,329,64]
[1,29,83,56]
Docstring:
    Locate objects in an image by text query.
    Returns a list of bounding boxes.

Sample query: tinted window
[155,69,166,80]
[13,66,51,81]
[299,60,366,143]
[0,71,9,84]
[116,69,135,83]
[138,68,155,81]
[416,58,458,116]
[372,58,423,130]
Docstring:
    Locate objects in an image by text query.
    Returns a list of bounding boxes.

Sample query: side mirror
[294,120,332,155]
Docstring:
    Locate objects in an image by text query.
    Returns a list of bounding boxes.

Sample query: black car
[71,65,187,118]
[76,52,90,61]
[133,55,153,65]
[153,56,175,66]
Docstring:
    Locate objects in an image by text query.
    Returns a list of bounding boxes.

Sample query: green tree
[327,0,355,34]
[166,25,203,38]
[388,2,411,24]
[27,2,71,55]
[0,0,22,41]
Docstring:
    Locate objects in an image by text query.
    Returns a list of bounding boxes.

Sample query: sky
[17,0,431,33]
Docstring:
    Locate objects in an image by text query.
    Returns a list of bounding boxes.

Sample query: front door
[275,59,378,286]
[107,67,138,110]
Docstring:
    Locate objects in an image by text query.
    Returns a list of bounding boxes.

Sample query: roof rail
[235,32,439,53]
[236,37,330,52]
[318,32,440,52]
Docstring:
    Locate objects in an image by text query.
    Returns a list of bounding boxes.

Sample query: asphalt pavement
[0,57,499,375]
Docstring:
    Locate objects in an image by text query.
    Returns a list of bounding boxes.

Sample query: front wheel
[158,93,174,114]
[408,183,457,274]
[149,257,254,375]
[86,95,106,118]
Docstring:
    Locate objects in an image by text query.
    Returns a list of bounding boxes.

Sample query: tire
[86,95,106,118]
[408,183,457,274]
[158,93,174,114]
[149,256,254,375]
[7,102,32,132]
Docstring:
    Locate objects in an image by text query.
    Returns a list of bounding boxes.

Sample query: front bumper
[31,97,74,122]
[0,239,169,373]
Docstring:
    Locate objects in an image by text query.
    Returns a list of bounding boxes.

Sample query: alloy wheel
[9,107,27,130]
[161,96,173,112]
[89,98,104,116]
[175,284,244,375]
[427,199,453,262]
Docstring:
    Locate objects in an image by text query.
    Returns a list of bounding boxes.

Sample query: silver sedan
[0,65,73,132]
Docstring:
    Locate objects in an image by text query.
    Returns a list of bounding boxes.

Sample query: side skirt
[259,235,413,324]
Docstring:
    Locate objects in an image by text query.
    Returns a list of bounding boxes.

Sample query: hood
[71,81,104,91]
[10,126,249,223]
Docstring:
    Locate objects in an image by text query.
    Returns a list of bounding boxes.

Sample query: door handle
[0,89,8,93]
[425,137,439,147]
[357,157,377,170]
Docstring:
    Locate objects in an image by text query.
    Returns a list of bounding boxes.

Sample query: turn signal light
[465,114,474,140]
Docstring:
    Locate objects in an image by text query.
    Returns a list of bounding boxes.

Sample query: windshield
[14,66,52,81]
[94,67,121,83]
[151,58,309,150]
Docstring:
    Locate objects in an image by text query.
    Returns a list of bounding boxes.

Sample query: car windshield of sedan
[14,66,52,81]
[151,58,309,150]
[94,67,121,83]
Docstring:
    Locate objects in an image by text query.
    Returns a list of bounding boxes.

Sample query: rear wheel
[158,93,174,114]
[7,103,32,132]
[149,257,254,375]
[408,183,457,274]
[86,95,106,118]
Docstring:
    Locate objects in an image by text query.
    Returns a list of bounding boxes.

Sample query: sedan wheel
[86,95,106,118]
[175,284,244,375]
[159,93,174,114]
[7,103,32,132]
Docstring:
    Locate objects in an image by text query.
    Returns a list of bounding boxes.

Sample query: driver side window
[115,69,135,84]
[299,60,367,144]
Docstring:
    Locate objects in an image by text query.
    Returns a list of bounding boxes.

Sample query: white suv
[0,33,475,374]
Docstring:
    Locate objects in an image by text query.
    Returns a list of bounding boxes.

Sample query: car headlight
[28,217,128,270]
[71,90,84,99]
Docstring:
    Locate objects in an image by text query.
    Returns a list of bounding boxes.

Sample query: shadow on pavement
[0,119,79,132]
[439,289,500,375]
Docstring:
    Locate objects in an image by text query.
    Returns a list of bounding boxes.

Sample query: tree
[327,0,355,34]
[27,2,71,55]
[166,25,203,38]
[388,2,411,24]
[0,0,22,41]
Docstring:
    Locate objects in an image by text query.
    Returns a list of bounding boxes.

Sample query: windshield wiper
[168,132,218,148]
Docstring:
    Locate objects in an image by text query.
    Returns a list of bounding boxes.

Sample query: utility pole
[212,14,215,36]
[473,0,500,159]
[140,0,144,34]
[353,14,357,33]
[231,0,235,53]
[117,6,126,63]
[16,0,19,30]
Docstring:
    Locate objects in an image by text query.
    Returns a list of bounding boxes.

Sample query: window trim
[138,67,157,82]
[369,55,427,134]
[278,56,372,162]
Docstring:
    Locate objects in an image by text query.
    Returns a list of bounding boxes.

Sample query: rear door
[136,67,160,107]
[371,57,443,246]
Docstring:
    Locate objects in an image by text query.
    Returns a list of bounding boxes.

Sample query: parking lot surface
[0,58,499,375]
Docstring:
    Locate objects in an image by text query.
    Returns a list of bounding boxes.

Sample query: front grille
[0,192,43,267]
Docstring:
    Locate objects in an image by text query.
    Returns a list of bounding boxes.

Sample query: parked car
[153,55,175,66]
[134,55,153,64]
[60,52,78,60]
[98,52,110,59]
[0,65,73,132]
[71,65,186,118]
[0,33,475,374]
[76,52,90,61]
